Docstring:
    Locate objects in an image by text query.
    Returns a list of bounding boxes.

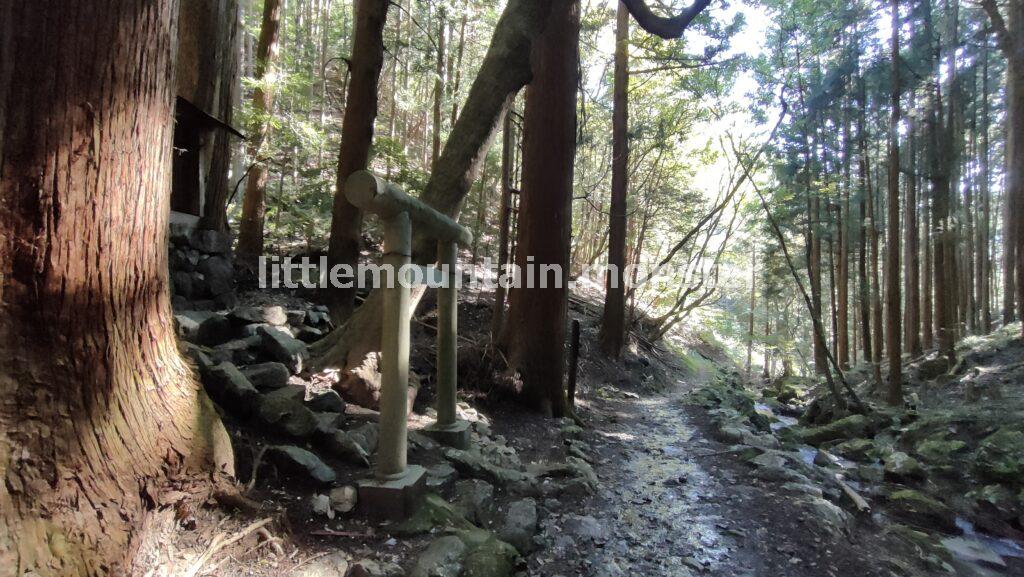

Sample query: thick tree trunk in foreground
[885,0,903,406]
[600,1,630,359]
[311,0,556,383]
[0,1,229,573]
[325,0,391,323]
[236,0,283,268]
[500,0,579,417]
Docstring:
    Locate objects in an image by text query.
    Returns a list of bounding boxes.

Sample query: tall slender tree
[237,0,283,267]
[325,0,392,322]
[885,0,903,405]
[501,0,580,416]
[601,2,632,358]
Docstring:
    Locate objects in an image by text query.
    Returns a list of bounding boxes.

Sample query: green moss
[459,535,519,577]
[888,490,953,519]
[974,428,1024,483]
[392,494,476,537]
[832,438,877,461]
[798,414,870,445]
[915,436,967,467]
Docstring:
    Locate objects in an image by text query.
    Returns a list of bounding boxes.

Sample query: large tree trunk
[311,0,557,388]
[884,0,903,406]
[983,0,1022,327]
[236,0,283,268]
[500,0,579,417]
[325,0,391,323]
[600,1,630,359]
[0,1,229,573]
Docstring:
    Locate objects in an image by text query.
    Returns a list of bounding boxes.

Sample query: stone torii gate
[345,170,473,520]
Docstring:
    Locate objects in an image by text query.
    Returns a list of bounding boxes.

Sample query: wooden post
[435,239,458,427]
[568,319,581,409]
[376,211,412,479]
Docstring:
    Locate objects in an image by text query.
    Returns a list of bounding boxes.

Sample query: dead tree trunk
[0,1,229,572]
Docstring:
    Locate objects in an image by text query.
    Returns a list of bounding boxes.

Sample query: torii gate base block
[357,465,426,522]
[423,419,472,449]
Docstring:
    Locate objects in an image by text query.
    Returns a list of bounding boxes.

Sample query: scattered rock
[231,305,289,327]
[832,438,878,461]
[453,479,495,525]
[445,449,536,493]
[498,499,538,554]
[201,362,260,414]
[799,414,870,445]
[196,256,234,297]
[257,395,318,438]
[264,384,307,403]
[348,560,402,577]
[562,514,608,542]
[188,229,232,255]
[916,357,950,380]
[175,311,233,346]
[263,445,336,486]
[392,494,475,537]
[293,552,350,577]
[319,429,371,466]
[330,485,358,513]
[211,336,261,365]
[975,427,1024,482]
[258,325,310,373]
[241,362,291,391]
[307,390,346,413]
[409,536,466,577]
[459,534,518,577]
[887,489,956,530]
[749,452,788,469]
[884,451,925,480]
[311,493,334,518]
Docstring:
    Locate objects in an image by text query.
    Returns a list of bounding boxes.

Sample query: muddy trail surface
[520,360,1019,577]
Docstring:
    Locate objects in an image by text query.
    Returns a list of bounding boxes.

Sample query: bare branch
[621,0,714,40]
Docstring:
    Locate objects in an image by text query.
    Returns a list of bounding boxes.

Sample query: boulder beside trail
[263,445,336,486]
[258,325,309,373]
[241,362,291,391]
[497,498,538,554]
[408,536,466,577]
[201,362,260,415]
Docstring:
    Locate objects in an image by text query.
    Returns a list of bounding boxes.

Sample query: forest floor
[151,283,1024,577]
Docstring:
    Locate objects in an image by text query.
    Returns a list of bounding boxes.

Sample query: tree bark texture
[236,0,283,267]
[500,0,580,416]
[0,1,229,573]
[325,0,391,323]
[600,1,630,359]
